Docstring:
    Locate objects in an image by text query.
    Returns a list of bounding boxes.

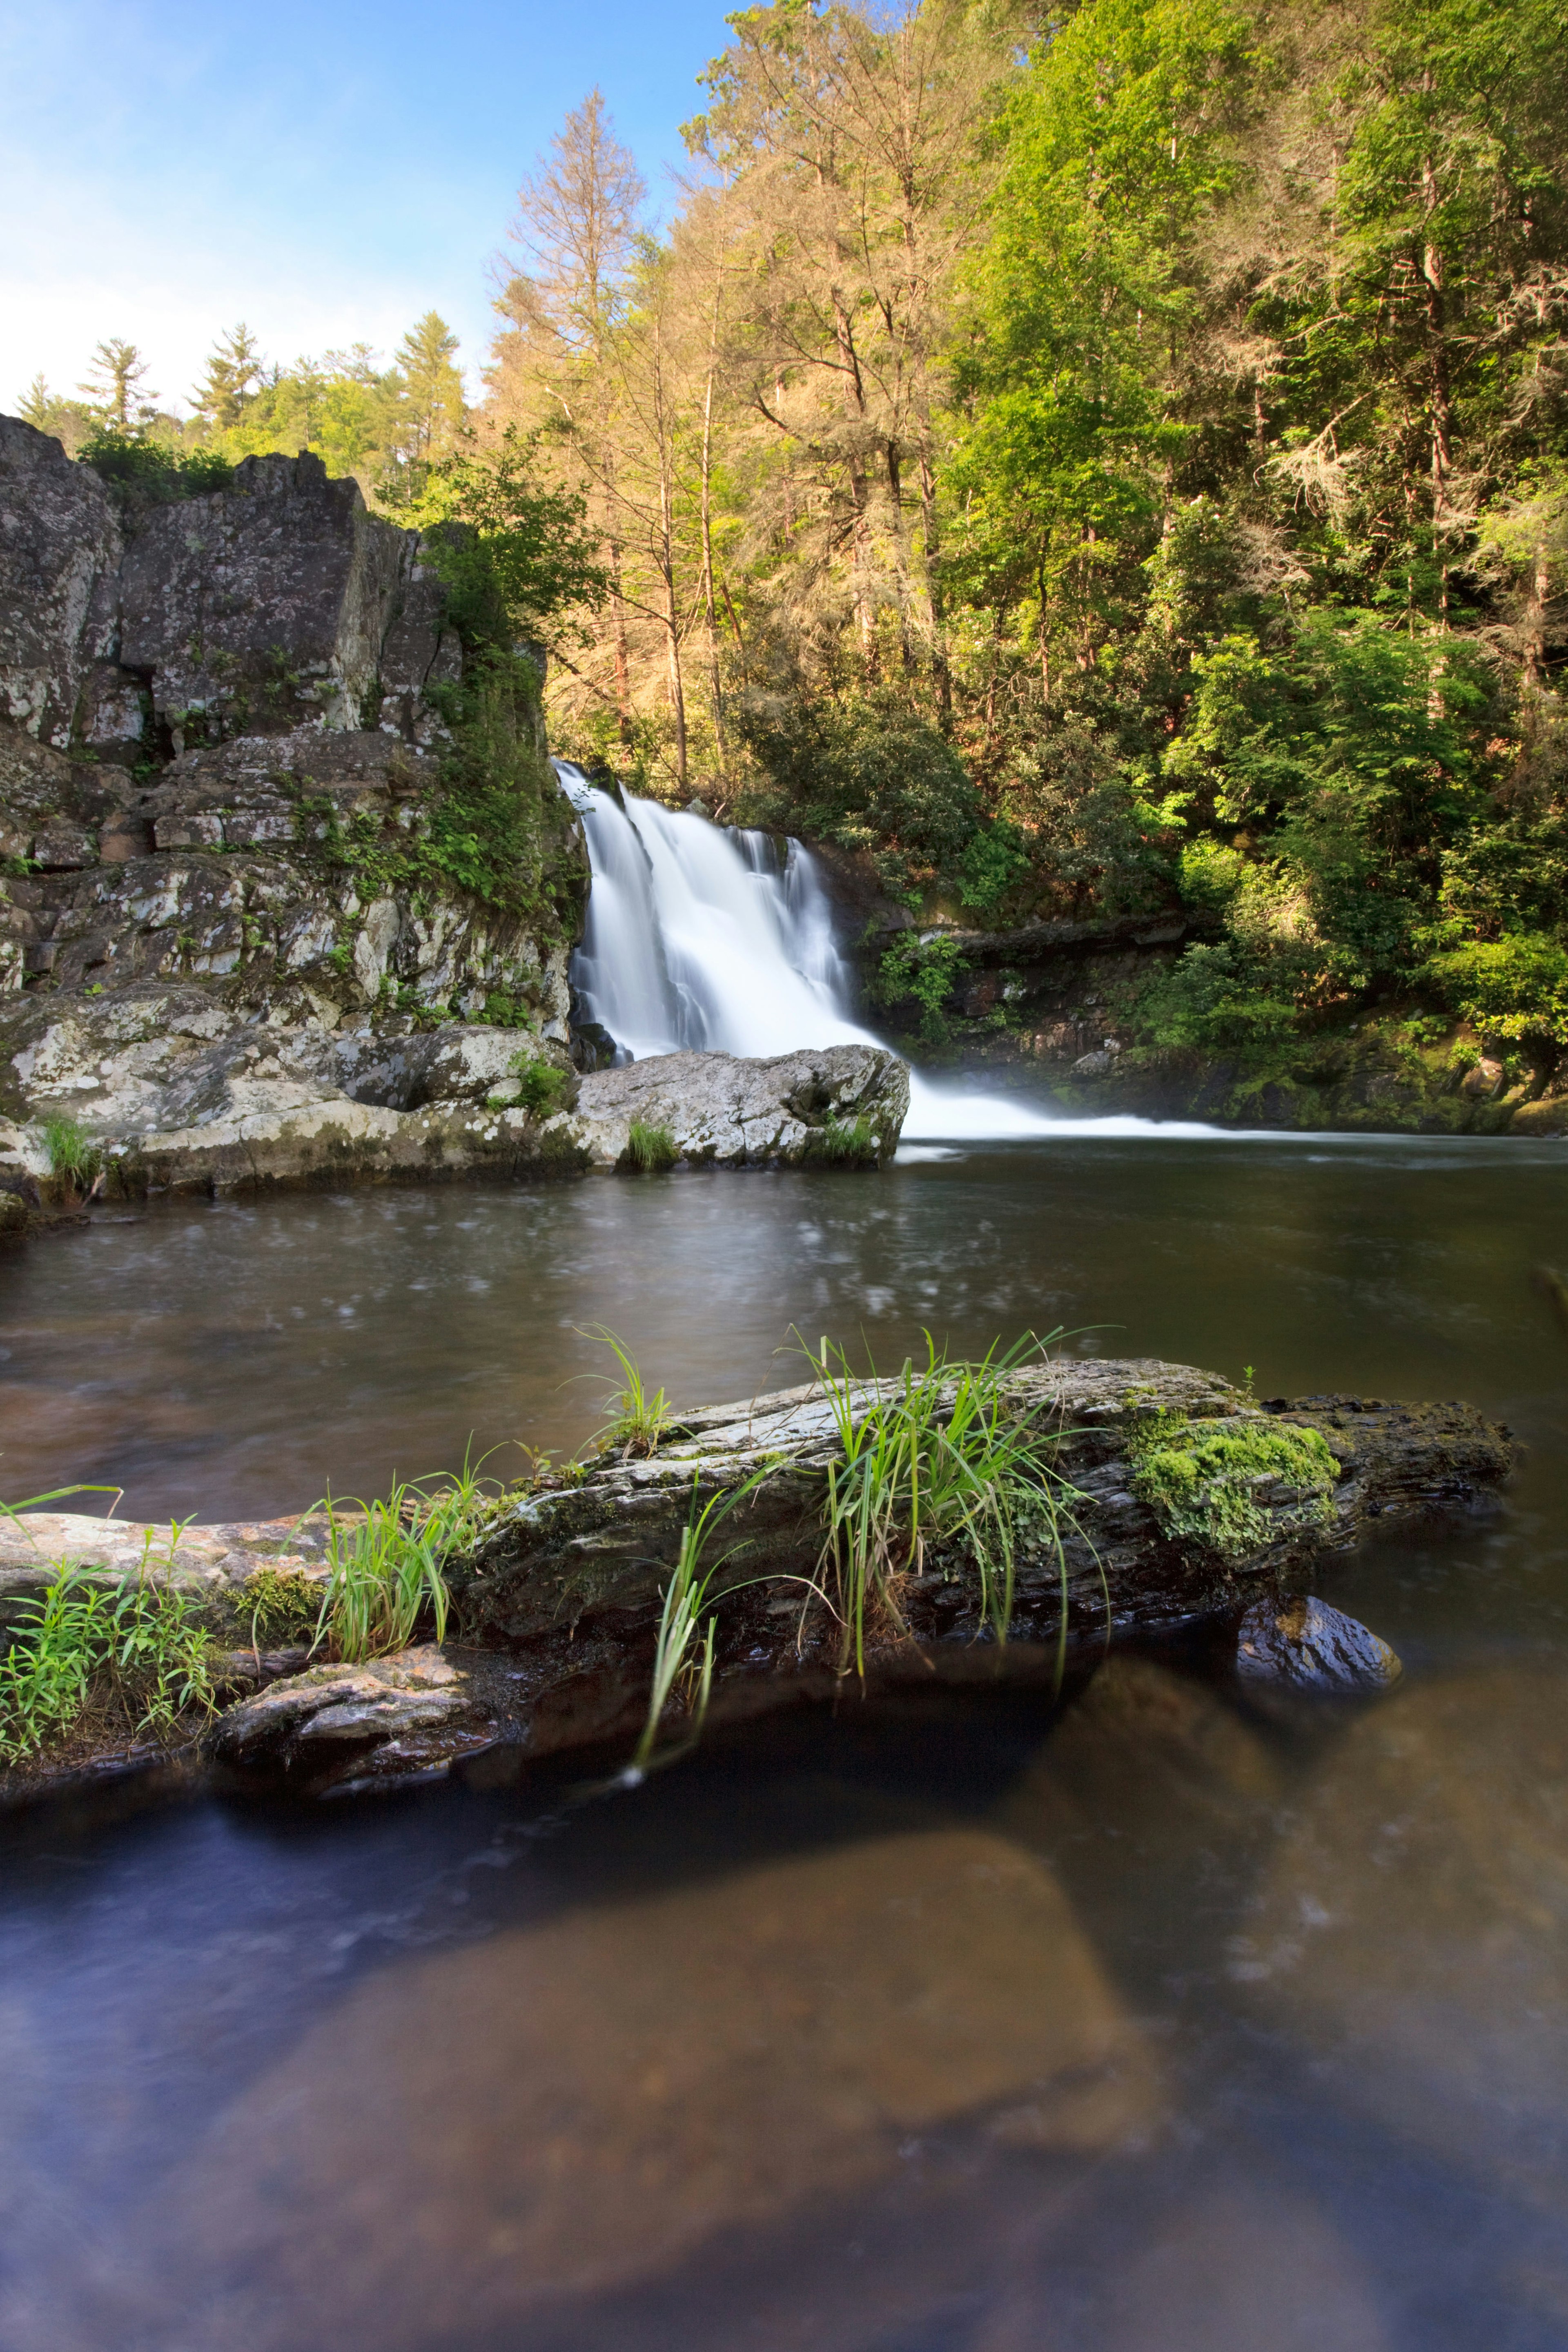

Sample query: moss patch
[1127,1407,1337,1558]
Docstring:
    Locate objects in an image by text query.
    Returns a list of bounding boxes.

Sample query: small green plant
[807,1114,880,1166]
[42,1117,102,1195]
[0,1537,217,1763]
[624,1119,678,1172]
[1126,1408,1338,1558]
[510,1053,575,1117]
[800,1330,1090,1684]
[626,1467,798,1779]
[575,1327,675,1458]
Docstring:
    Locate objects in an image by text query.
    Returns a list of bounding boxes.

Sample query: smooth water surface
[2,1138,1567,2350]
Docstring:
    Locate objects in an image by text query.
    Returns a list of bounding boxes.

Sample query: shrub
[510,1054,576,1116]
[1422,931,1568,1047]
[869,934,968,1043]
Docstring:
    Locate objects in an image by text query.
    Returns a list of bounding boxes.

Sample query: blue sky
[2,0,730,414]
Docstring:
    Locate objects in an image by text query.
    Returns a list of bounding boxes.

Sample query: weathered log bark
[0,1357,1512,1801]
[440,1358,1510,1772]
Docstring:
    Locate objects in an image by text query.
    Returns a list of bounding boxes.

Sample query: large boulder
[543,1043,910,1169]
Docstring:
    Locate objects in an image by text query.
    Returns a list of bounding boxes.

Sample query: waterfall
[555,762,1062,1142]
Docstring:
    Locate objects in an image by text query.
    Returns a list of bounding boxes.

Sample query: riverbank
[847,911,1568,1136]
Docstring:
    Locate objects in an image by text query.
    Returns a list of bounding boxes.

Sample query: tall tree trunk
[701,272,729,778]
[1422,151,1453,626]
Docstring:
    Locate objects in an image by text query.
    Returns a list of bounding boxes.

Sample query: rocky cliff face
[0,417,592,1195]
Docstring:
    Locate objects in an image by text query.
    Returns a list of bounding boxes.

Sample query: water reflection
[1,1134,1566,1523]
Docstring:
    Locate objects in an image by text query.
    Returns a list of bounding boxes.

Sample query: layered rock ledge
[0,1016,909,1200]
[0,1357,1510,1799]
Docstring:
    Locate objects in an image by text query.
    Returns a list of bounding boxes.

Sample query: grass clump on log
[1126,1406,1337,1558]
[577,1326,675,1458]
[0,1503,217,1763]
[802,1331,1089,1684]
[308,1460,497,1662]
[624,1119,677,1173]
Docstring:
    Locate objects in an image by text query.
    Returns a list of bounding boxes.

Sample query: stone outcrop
[0,417,593,1202]
[542,1044,910,1170]
[0,1015,907,1193]
[0,421,456,756]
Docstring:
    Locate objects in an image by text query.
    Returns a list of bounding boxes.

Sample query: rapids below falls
[0,783,1566,2351]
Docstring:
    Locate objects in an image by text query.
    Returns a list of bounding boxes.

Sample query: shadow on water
[2,1135,1567,2348]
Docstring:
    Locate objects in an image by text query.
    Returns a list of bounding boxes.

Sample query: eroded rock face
[0,727,581,1024]
[0,423,457,758]
[543,1043,911,1169]
[0,418,123,749]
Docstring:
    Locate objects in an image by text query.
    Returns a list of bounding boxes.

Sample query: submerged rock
[1241,1664,1568,2216]
[1234,1594,1402,1695]
[108,1828,1160,2344]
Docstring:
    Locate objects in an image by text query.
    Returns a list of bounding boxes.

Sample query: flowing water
[2,1137,1568,2351]
[559,766,1089,1141]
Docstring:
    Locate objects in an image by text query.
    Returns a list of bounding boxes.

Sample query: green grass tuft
[576,1326,675,1458]
[307,1462,498,1663]
[624,1119,678,1173]
[42,1116,102,1195]
[806,1114,881,1166]
[800,1330,1089,1684]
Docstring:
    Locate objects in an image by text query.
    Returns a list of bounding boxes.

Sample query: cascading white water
[556,761,1065,1141]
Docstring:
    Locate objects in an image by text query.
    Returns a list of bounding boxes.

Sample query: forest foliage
[22,0,1568,1065]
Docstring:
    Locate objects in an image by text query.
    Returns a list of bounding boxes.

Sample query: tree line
[17,0,1568,1070]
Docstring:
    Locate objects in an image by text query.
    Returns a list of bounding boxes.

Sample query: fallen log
[0,1356,1512,1799]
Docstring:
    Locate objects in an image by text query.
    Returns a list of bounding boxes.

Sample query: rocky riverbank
[0,1354,1510,1804]
[848,908,1568,1135]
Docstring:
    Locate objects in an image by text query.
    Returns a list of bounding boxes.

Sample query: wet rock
[1241,1664,1568,2214]
[124,1828,1160,2343]
[543,1043,910,1169]
[1234,1593,1401,1695]
[205,1645,483,1783]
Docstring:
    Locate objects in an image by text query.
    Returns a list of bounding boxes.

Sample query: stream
[1,1134,1566,2348]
